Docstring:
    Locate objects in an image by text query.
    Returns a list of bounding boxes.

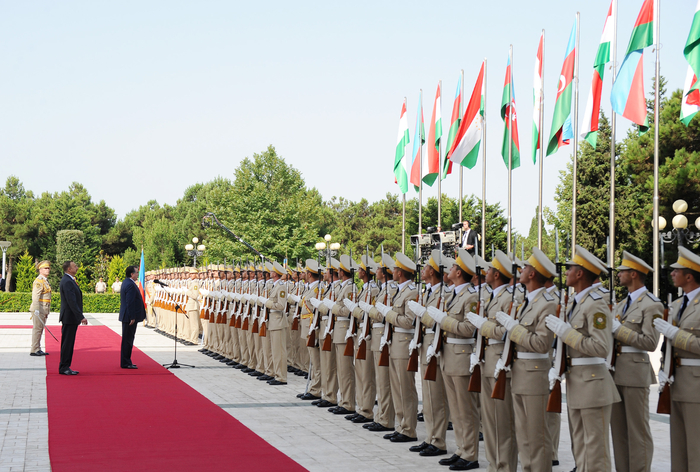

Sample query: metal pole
[538,30,545,249]
[402,194,406,253]
[507,45,513,254]
[610,0,618,287]
[1,249,5,280]
[459,69,464,223]
[652,0,661,295]
[482,59,487,257]
[419,89,423,236]
[438,80,442,230]
[572,13,581,258]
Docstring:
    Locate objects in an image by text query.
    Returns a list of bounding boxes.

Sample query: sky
[0,0,695,239]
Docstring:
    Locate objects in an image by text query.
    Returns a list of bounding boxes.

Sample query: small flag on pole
[393,100,410,193]
[424,83,443,187]
[681,0,700,125]
[532,31,544,163]
[448,62,485,170]
[546,19,577,156]
[138,249,147,310]
[410,92,426,191]
[501,56,521,169]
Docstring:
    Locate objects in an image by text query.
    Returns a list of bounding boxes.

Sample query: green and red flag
[443,74,463,177]
[681,0,700,125]
[448,62,484,170]
[546,19,577,156]
[501,55,520,169]
[424,83,443,187]
[393,99,410,194]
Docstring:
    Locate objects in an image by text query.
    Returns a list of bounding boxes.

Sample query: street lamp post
[315,234,341,266]
[0,241,11,281]
[658,199,700,249]
[185,237,206,268]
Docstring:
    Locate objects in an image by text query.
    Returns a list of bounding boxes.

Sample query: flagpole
[538,30,545,249]
[438,80,442,230]
[459,70,464,223]
[507,45,513,254]
[572,13,580,258]
[609,0,618,285]
[402,96,407,253]
[652,0,661,295]
[481,59,487,257]
[419,89,423,237]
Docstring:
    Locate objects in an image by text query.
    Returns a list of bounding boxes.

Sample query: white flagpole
[652,0,661,295]
[459,70,465,223]
[572,13,581,258]
[538,30,546,249]
[507,46,513,254]
[609,0,618,272]
[403,97,407,253]
[482,59,487,257]
[419,89,423,237]
[438,80,442,230]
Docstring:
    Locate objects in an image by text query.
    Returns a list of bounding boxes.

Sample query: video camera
[410,223,464,263]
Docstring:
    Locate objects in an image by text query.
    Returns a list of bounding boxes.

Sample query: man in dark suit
[119,266,147,369]
[461,220,477,256]
[59,261,87,375]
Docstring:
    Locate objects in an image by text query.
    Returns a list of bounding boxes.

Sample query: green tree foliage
[107,255,127,291]
[14,251,36,292]
[75,263,92,293]
[56,230,85,267]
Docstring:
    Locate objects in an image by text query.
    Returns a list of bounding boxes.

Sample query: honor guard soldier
[343,255,380,424]
[653,247,700,471]
[545,245,621,472]
[610,251,660,472]
[259,261,289,385]
[373,252,420,443]
[406,249,451,458]
[185,267,201,345]
[467,250,519,472]
[293,259,322,400]
[496,248,557,472]
[30,261,52,356]
[358,254,397,433]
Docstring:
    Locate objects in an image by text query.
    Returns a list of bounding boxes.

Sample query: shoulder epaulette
[369,281,377,288]
[543,292,554,302]
[589,291,602,300]
[443,286,454,294]
[389,282,398,289]
[646,292,661,303]
[468,286,477,293]
[486,286,493,293]
[408,283,416,290]
[598,287,610,293]
[506,286,514,294]
[518,285,525,293]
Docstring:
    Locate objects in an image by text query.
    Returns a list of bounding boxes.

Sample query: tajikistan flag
[681,0,700,126]
[409,91,425,191]
[424,83,443,187]
[393,99,410,194]
[581,0,615,148]
[448,62,484,170]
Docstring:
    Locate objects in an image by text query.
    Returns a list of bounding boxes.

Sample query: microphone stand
[158,285,195,369]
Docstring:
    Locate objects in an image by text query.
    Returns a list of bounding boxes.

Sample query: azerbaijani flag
[501,55,520,169]
[138,248,147,309]
[448,62,484,169]
[393,100,410,193]
[581,0,615,148]
[611,0,656,132]
[409,91,425,191]
[532,31,544,163]
[546,20,577,156]
[424,83,443,187]
[681,0,700,125]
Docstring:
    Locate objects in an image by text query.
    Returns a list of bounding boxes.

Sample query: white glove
[469,353,479,371]
[250,295,259,304]
[343,298,358,312]
[654,318,680,340]
[548,367,562,390]
[358,301,372,313]
[427,306,447,325]
[494,357,509,377]
[323,299,335,310]
[375,302,391,317]
[495,311,519,331]
[258,296,268,304]
[408,338,417,352]
[466,312,486,329]
[34,310,40,317]
[200,288,209,296]
[545,315,572,338]
[289,294,300,303]
[309,297,321,309]
[612,318,621,334]
[235,294,242,301]
[658,369,674,388]
[243,293,251,301]
[407,300,426,318]
[426,343,436,361]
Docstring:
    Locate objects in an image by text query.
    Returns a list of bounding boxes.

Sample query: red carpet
[45,326,307,472]
[0,325,34,328]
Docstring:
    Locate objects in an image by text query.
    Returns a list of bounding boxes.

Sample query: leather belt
[335,316,350,321]
[515,352,549,360]
[394,327,415,334]
[487,339,504,345]
[678,358,700,366]
[446,337,474,345]
[372,323,385,328]
[620,346,646,354]
[39,299,51,303]
[570,357,605,366]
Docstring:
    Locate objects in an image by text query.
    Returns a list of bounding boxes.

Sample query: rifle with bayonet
[546,259,568,413]
[467,262,486,392]
[344,249,358,357]
[259,257,269,337]
[378,246,392,367]
[307,251,323,347]
[251,258,261,334]
[241,259,251,331]
[355,245,373,361]
[424,246,445,381]
[291,258,301,331]
[657,260,673,414]
[492,261,522,400]
[322,255,336,352]
[407,239,424,373]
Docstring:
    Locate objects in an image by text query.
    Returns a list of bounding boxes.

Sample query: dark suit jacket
[59,274,84,325]
[119,278,147,323]
[462,229,477,254]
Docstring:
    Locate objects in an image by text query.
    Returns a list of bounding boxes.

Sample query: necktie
[567,299,578,321]
[677,295,689,323]
[516,297,529,320]
[622,296,632,315]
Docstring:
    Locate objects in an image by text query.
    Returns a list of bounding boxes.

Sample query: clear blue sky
[0,0,693,237]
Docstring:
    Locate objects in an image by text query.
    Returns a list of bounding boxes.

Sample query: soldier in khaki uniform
[467,250,518,472]
[653,247,700,472]
[295,259,322,400]
[495,248,557,472]
[30,261,52,356]
[425,249,481,470]
[545,245,621,472]
[185,268,202,345]
[610,251,660,472]
[260,261,289,385]
[406,250,450,457]
[373,252,420,443]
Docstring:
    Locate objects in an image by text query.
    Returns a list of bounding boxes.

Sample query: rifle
[259,261,269,337]
[423,245,445,380]
[492,263,522,400]
[251,259,260,334]
[343,250,358,356]
[307,251,323,348]
[378,246,392,367]
[546,262,568,413]
[407,239,424,373]
[241,262,251,331]
[468,264,485,392]
[356,246,373,360]
[291,259,301,331]
[322,256,336,352]
[657,264,673,414]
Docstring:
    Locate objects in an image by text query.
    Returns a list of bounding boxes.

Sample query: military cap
[455,249,476,276]
[491,250,515,278]
[339,254,359,273]
[380,253,396,273]
[360,255,376,274]
[37,261,50,270]
[670,246,700,273]
[271,261,286,276]
[394,252,416,274]
[305,259,320,274]
[525,247,556,278]
[567,245,607,276]
[616,250,653,274]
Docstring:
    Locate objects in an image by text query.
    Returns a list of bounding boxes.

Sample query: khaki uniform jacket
[480,286,516,379]
[367,281,396,352]
[612,290,661,387]
[265,281,289,331]
[440,285,479,377]
[351,282,379,322]
[331,279,358,344]
[30,275,52,315]
[384,282,420,360]
[300,282,320,322]
[185,280,201,312]
[670,290,700,403]
[509,288,557,396]
[562,289,620,409]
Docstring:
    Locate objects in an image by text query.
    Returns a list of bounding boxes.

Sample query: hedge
[0,292,121,313]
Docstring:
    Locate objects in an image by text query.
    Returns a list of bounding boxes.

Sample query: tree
[107,255,127,291]
[75,263,92,293]
[56,230,86,267]
[14,251,36,292]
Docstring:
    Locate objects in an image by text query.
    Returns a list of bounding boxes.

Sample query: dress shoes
[296,393,304,398]
[258,375,274,381]
[419,445,447,457]
[268,380,287,385]
[331,407,354,415]
[417,412,424,422]
[479,432,483,441]
[352,415,372,424]
[30,352,45,357]
[362,422,377,429]
[383,431,399,440]
[242,367,254,373]
[226,361,238,366]
[315,400,336,408]
[121,365,138,369]
[390,433,417,443]
[249,371,263,377]
[552,460,559,466]
[449,459,479,471]
[198,348,209,353]
[345,413,360,421]
[447,422,453,431]
[300,393,320,401]
[409,441,429,452]
[439,454,461,466]
[294,370,306,376]
[234,364,247,370]
[59,369,78,375]
[367,423,394,432]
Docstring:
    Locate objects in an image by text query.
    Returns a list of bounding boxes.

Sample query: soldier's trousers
[443,373,480,462]
[420,341,449,450]
[335,343,355,411]
[568,403,613,472]
[481,376,518,472]
[31,313,47,353]
[374,352,394,428]
[354,347,375,420]
[389,357,418,438]
[271,328,287,382]
[513,393,552,472]
[611,385,653,472]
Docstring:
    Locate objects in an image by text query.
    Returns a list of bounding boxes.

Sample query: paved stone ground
[0,312,671,471]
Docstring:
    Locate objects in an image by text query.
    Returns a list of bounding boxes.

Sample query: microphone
[154,279,168,287]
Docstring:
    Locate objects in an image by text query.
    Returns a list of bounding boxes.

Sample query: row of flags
[393,0,700,195]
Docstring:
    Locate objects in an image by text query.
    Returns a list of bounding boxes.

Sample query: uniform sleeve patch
[194,285,199,291]
[593,313,607,329]
[280,290,286,298]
